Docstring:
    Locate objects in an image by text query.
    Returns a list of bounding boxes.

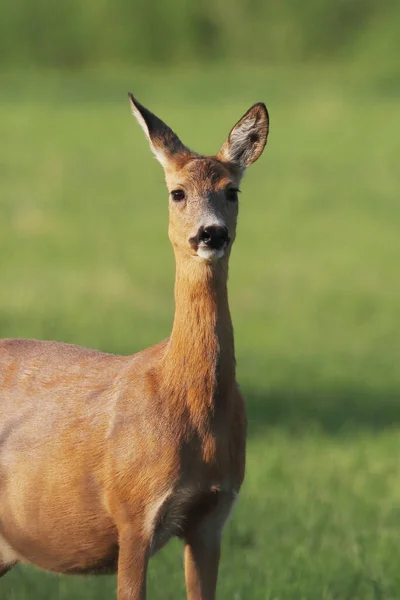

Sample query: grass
[0,64,399,599]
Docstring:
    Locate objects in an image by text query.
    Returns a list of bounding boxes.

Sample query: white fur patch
[145,488,173,539]
[0,535,20,565]
[129,102,150,141]
[197,246,225,261]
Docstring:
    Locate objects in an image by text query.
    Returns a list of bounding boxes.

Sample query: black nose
[199,226,230,250]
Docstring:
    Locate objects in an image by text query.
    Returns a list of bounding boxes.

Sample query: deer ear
[128,93,189,168]
[217,103,269,169]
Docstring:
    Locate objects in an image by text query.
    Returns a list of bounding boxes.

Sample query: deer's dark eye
[226,188,239,202]
[171,189,186,202]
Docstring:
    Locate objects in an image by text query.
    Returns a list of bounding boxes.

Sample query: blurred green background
[1,0,400,70]
[1,1,400,599]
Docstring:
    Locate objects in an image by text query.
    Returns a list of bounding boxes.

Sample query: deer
[0,94,269,599]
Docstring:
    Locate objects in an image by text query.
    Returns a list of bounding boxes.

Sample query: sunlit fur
[0,96,269,599]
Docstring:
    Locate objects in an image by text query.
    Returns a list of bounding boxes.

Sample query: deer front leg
[184,492,235,600]
[184,532,221,600]
[117,525,149,600]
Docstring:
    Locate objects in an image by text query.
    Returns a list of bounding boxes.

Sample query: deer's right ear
[128,94,188,169]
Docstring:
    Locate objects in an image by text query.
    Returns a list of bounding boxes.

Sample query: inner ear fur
[217,103,269,169]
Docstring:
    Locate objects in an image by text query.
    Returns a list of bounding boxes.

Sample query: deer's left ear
[128,93,189,169]
[217,103,269,169]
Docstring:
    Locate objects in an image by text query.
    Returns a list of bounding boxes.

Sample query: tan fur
[0,96,269,598]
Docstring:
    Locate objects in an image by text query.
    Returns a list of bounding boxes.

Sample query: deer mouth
[196,244,226,261]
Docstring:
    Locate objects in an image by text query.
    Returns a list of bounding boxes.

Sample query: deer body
[0,96,268,598]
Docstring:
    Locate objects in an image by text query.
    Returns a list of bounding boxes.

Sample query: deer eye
[171,189,186,202]
[226,188,239,202]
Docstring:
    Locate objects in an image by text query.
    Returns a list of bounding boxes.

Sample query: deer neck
[161,255,236,417]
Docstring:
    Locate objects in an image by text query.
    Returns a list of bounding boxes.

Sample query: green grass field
[1,65,399,599]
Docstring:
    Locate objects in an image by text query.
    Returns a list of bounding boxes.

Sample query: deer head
[128,94,269,264]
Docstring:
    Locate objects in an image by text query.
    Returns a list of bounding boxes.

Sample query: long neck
[161,255,236,420]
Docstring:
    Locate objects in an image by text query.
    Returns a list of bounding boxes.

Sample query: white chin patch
[196,246,225,261]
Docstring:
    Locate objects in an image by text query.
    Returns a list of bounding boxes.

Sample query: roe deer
[0,94,269,599]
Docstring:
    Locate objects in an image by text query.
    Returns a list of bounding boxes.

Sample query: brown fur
[0,96,269,598]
